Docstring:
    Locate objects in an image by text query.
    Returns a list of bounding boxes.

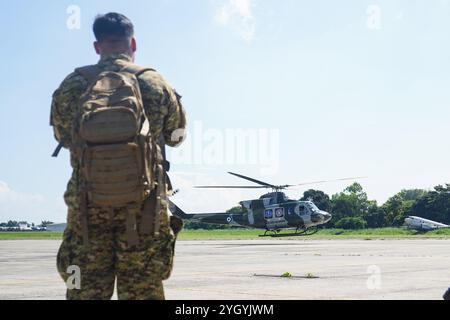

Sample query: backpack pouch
[83,143,147,207]
[80,107,139,144]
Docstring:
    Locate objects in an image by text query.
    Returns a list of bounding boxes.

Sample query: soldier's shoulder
[137,68,172,92]
[53,70,88,98]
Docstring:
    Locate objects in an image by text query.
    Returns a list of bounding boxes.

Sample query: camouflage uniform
[51,54,186,300]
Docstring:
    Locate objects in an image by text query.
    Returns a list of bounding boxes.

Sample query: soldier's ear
[94,41,101,55]
[131,38,137,53]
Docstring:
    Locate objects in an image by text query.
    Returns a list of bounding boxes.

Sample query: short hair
[93,12,134,42]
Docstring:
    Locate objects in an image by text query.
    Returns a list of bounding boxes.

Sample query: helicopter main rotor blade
[195,186,268,189]
[286,176,368,188]
[228,172,278,189]
[194,173,366,190]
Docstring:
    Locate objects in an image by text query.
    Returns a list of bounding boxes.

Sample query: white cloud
[214,0,256,43]
[0,181,66,224]
[0,181,44,203]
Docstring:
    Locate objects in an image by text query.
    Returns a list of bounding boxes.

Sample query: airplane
[404,216,449,231]
[168,172,364,237]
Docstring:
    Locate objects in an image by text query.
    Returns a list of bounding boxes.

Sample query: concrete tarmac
[0,239,449,300]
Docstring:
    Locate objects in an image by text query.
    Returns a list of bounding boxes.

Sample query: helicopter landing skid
[259,227,319,237]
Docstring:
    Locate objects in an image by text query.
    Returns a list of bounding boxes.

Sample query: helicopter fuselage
[169,192,332,232]
[167,171,361,235]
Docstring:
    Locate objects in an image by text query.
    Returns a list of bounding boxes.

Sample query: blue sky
[1,0,450,223]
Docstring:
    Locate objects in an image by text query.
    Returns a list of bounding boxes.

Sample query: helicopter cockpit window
[298,205,305,212]
[306,202,319,212]
[264,209,273,219]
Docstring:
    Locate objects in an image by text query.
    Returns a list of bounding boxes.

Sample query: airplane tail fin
[168,200,192,220]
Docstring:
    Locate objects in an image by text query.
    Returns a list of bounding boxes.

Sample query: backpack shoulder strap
[74,65,102,84]
[120,63,155,77]
[50,66,101,158]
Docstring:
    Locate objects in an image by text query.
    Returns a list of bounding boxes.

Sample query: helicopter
[169,172,365,237]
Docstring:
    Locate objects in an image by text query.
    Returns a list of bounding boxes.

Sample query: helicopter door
[248,210,255,225]
[265,207,288,230]
[298,204,313,227]
[298,204,308,216]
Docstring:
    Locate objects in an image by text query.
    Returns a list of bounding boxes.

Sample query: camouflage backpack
[72,63,163,246]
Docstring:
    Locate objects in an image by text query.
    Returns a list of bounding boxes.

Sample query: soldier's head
[93,13,136,60]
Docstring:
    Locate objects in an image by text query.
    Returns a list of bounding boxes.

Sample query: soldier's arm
[139,71,187,147]
[50,73,87,149]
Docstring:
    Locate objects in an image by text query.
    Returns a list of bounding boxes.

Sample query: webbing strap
[153,164,164,237]
[51,142,64,158]
[165,171,173,194]
[126,207,139,247]
[79,192,89,247]
[140,191,156,236]
[74,65,102,84]
[118,62,154,77]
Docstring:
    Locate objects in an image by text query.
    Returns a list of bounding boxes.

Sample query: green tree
[397,189,427,201]
[364,203,386,228]
[227,206,245,214]
[329,183,372,227]
[410,185,450,224]
[335,217,367,229]
[382,189,426,226]
[6,220,18,227]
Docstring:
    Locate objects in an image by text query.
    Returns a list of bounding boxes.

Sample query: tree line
[302,183,450,229]
[0,221,53,228]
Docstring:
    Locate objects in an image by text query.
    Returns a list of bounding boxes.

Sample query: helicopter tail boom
[168,200,247,226]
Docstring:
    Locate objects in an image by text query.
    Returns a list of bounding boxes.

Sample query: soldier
[50,12,186,300]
